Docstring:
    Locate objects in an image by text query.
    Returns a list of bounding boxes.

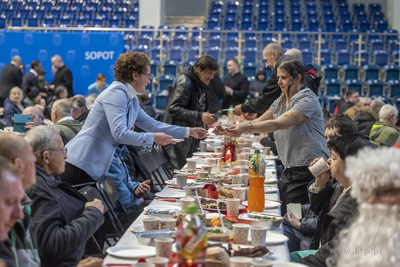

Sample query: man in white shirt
[21,60,47,93]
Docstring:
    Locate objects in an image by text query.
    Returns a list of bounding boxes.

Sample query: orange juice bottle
[248,149,265,212]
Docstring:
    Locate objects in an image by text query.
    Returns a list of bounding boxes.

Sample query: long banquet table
[103,158,290,265]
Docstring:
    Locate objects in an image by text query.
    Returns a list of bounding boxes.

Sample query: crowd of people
[0,43,399,267]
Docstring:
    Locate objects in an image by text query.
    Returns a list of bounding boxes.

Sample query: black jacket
[21,71,40,91]
[51,65,74,97]
[300,179,357,266]
[0,64,23,99]
[26,165,104,267]
[337,101,354,115]
[222,72,249,109]
[163,66,208,169]
[354,107,378,136]
[76,110,89,124]
[207,73,225,114]
[140,99,156,118]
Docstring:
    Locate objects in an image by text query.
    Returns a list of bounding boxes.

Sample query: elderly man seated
[24,126,105,267]
[51,99,82,145]
[369,104,400,147]
[290,134,374,266]
[70,95,89,123]
[354,99,384,136]
[344,97,371,120]
[334,147,400,267]
[22,106,45,131]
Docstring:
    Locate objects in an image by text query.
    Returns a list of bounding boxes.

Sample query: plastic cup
[240,174,249,186]
[214,146,223,153]
[240,166,249,175]
[154,237,174,260]
[183,185,197,197]
[232,187,246,202]
[226,198,240,217]
[201,165,212,174]
[146,257,169,267]
[250,225,268,247]
[309,157,330,178]
[263,147,271,155]
[197,171,209,178]
[186,159,197,170]
[233,224,250,245]
[230,175,242,185]
[238,160,248,166]
[230,256,252,267]
[176,174,188,189]
[251,259,273,267]
[253,136,260,143]
[143,217,160,231]
[207,158,218,166]
[199,142,207,152]
[160,218,177,230]
[244,187,249,201]
[191,196,202,209]
[180,197,195,211]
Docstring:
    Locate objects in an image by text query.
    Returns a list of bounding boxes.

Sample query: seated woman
[24,86,42,107]
[291,134,374,266]
[3,86,28,125]
[24,126,105,267]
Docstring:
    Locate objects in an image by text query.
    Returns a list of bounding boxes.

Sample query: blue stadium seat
[259,9,269,20]
[157,25,171,36]
[138,34,152,46]
[392,95,400,110]
[308,19,320,32]
[12,0,24,10]
[244,36,257,48]
[205,46,220,61]
[241,18,252,30]
[291,2,301,12]
[346,79,364,95]
[338,3,349,14]
[225,9,237,20]
[57,0,69,10]
[375,20,388,32]
[326,95,342,113]
[306,1,317,11]
[258,18,269,30]
[226,27,239,38]
[173,35,187,47]
[343,65,360,80]
[150,45,166,60]
[86,0,99,10]
[163,60,178,76]
[333,39,347,52]
[262,36,274,48]
[81,7,95,20]
[27,14,40,27]
[150,60,160,76]
[392,51,399,63]
[371,11,384,22]
[3,6,16,17]
[25,0,39,8]
[275,2,285,12]
[351,40,366,52]
[355,12,367,22]
[323,10,335,21]
[158,74,175,92]
[275,19,286,31]
[367,79,385,96]
[291,10,301,21]
[374,50,389,67]
[388,79,400,98]
[353,3,365,13]
[191,26,203,39]
[19,6,33,20]
[141,25,154,36]
[241,10,252,21]
[224,17,236,30]
[93,15,105,27]
[358,20,371,32]
[210,26,222,37]
[331,29,344,40]
[11,14,23,27]
[208,35,222,47]
[307,10,318,21]
[354,50,370,66]
[76,16,88,28]
[174,26,188,37]
[274,10,285,21]
[182,60,195,67]
[188,46,199,61]
[320,49,333,65]
[384,65,400,82]
[243,62,257,77]
[109,16,121,28]
[369,3,381,14]
[339,11,351,22]
[243,27,256,38]
[301,49,313,64]
[224,46,239,61]
[323,64,339,79]
[298,37,312,50]
[325,78,342,96]
[385,30,398,42]
[243,47,257,63]
[211,1,223,9]
[72,0,84,10]
[342,20,354,32]
[325,19,337,32]
[207,18,219,29]
[292,19,303,31]
[370,39,384,53]
[41,0,53,10]
[125,16,137,28]
[50,6,63,20]
[336,49,351,65]
[366,29,380,40]
[363,65,380,81]
[169,46,183,61]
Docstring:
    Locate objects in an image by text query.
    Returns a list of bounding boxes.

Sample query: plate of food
[207,242,271,258]
[238,212,283,228]
[201,198,246,211]
[192,152,213,158]
[241,200,281,209]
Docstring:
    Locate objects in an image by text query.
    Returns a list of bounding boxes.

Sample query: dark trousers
[0,96,5,107]
[59,162,95,186]
[280,166,314,214]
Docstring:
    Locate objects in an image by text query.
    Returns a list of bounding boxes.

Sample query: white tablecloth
[104,159,290,265]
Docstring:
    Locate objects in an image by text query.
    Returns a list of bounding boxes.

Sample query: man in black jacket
[24,126,104,267]
[222,59,249,109]
[51,55,74,97]
[207,72,225,120]
[21,60,44,92]
[0,56,23,107]
[163,56,218,169]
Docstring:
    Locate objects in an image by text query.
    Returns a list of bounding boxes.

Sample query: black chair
[96,175,132,231]
[150,146,174,182]
[137,148,166,191]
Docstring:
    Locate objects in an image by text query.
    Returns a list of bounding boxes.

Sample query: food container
[135,229,176,246]
[238,212,283,229]
[145,209,180,218]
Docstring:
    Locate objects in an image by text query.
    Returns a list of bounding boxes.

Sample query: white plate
[241,200,281,209]
[264,178,278,184]
[263,155,279,160]
[247,232,289,246]
[155,191,186,198]
[264,187,279,193]
[192,152,212,158]
[272,262,308,267]
[106,245,156,259]
[172,139,184,143]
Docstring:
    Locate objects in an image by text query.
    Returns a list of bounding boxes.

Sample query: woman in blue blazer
[60,52,207,185]
[3,86,28,125]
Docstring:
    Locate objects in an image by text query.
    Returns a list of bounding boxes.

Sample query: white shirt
[30,69,38,77]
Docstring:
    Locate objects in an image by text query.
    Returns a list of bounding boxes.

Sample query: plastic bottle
[248,149,266,212]
[176,205,207,267]
[228,105,234,118]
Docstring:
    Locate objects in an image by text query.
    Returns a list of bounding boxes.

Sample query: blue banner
[0,31,124,96]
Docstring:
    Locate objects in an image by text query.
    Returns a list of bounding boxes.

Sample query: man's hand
[76,257,103,267]
[227,123,250,137]
[309,157,330,188]
[134,180,151,198]
[190,127,208,139]
[233,104,243,116]
[213,124,228,135]
[24,122,35,130]
[225,86,233,95]
[130,125,135,131]
[85,199,104,213]
[255,92,259,98]
[244,113,258,120]
[284,213,301,231]
[49,84,55,90]
[154,133,176,145]
[201,112,216,125]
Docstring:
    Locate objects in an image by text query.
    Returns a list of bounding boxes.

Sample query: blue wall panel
[0,31,124,96]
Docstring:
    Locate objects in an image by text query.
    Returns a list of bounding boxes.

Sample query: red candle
[225,149,231,162]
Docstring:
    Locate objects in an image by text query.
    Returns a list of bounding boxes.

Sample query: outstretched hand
[227,123,250,137]
[213,124,229,135]
[190,127,208,139]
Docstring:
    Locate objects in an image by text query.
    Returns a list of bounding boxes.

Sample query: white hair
[52,99,73,117]
[345,147,400,203]
[336,203,400,267]
[379,104,398,120]
[285,48,303,62]
[11,55,21,63]
[370,99,385,113]
[25,125,60,158]
[51,54,62,62]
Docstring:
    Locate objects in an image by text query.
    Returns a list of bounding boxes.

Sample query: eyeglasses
[48,147,68,155]
[141,72,153,80]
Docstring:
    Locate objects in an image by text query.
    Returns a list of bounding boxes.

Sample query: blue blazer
[66,81,186,180]
[3,97,28,125]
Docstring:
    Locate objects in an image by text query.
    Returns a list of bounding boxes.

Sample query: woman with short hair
[61,52,207,185]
